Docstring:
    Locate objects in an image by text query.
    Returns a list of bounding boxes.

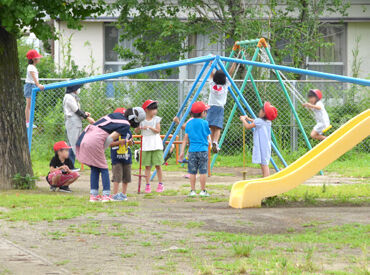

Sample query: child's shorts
[142,150,163,167]
[313,123,327,135]
[24,83,37,98]
[188,151,208,175]
[111,163,131,183]
[47,170,80,187]
[206,105,224,129]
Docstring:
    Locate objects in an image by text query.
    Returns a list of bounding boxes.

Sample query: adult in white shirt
[63,84,95,164]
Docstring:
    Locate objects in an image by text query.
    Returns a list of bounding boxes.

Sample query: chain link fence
[28,78,369,161]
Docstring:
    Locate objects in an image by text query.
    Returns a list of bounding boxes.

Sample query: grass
[0,191,139,222]
[32,148,370,178]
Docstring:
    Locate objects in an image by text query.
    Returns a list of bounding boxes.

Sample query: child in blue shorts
[240,102,278,178]
[179,101,211,197]
[207,63,236,153]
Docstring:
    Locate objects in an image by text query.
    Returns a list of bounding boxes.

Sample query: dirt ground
[0,168,368,274]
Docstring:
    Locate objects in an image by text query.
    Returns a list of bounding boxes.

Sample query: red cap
[142,99,158,110]
[53,141,71,152]
[114,107,126,114]
[191,101,210,114]
[264,101,278,121]
[26,49,43,60]
[310,89,322,100]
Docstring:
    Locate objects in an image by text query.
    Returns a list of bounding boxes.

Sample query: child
[240,102,278,178]
[63,84,95,165]
[47,141,80,192]
[76,107,145,202]
[24,49,44,128]
[303,89,330,141]
[110,108,133,201]
[207,63,236,153]
[179,101,211,197]
[136,100,164,193]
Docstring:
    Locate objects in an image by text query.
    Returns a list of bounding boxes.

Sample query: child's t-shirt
[208,80,230,107]
[313,100,330,127]
[110,132,132,165]
[185,118,211,152]
[25,64,38,84]
[252,118,272,165]
[140,116,163,151]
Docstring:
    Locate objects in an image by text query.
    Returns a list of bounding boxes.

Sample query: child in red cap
[47,141,80,192]
[24,49,44,128]
[303,89,330,141]
[135,100,164,193]
[179,101,211,197]
[240,102,278,178]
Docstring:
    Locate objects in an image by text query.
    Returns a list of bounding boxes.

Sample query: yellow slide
[229,109,370,208]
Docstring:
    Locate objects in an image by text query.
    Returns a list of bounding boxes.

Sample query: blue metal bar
[151,61,210,181]
[27,90,37,151]
[31,56,215,93]
[151,62,217,181]
[216,58,283,171]
[161,61,210,146]
[220,56,370,86]
[224,76,280,172]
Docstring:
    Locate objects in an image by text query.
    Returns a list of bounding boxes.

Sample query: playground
[0,37,369,274]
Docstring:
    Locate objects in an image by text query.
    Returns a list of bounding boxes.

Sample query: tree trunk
[0,26,33,189]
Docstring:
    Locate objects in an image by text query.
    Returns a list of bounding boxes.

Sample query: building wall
[347,22,370,79]
[54,21,104,74]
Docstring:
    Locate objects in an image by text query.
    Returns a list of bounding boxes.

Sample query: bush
[12,173,38,190]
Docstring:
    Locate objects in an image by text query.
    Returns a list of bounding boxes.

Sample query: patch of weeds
[143,193,156,199]
[141,241,152,247]
[301,246,316,272]
[173,248,189,254]
[159,220,184,228]
[160,190,179,196]
[201,197,228,203]
[232,243,253,257]
[184,198,197,202]
[12,173,38,190]
[262,196,287,207]
[303,191,317,205]
[302,220,329,228]
[286,227,295,233]
[121,252,136,258]
[48,230,67,240]
[201,244,218,250]
[157,258,177,272]
[185,221,204,229]
[55,259,70,266]
[197,261,215,275]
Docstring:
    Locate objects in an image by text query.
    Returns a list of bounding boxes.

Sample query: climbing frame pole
[210,43,261,171]
[215,58,283,172]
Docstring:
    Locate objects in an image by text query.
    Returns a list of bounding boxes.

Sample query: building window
[104,24,139,73]
[187,34,225,79]
[306,24,346,78]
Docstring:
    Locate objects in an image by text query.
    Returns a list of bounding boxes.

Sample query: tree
[113,0,350,78]
[0,0,106,189]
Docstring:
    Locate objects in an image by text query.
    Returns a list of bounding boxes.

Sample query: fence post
[290,81,298,151]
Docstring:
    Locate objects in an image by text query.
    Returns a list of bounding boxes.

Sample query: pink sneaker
[101,195,114,202]
[89,194,101,202]
[144,184,151,193]
[156,183,164,193]
[184,174,191,179]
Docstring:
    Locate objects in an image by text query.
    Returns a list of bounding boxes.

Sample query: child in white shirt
[303,89,330,141]
[136,100,164,193]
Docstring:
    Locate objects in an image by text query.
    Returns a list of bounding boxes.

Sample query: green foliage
[0,0,106,40]
[12,173,38,190]
[112,0,351,76]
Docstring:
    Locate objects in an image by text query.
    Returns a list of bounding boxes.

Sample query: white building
[53,1,370,79]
